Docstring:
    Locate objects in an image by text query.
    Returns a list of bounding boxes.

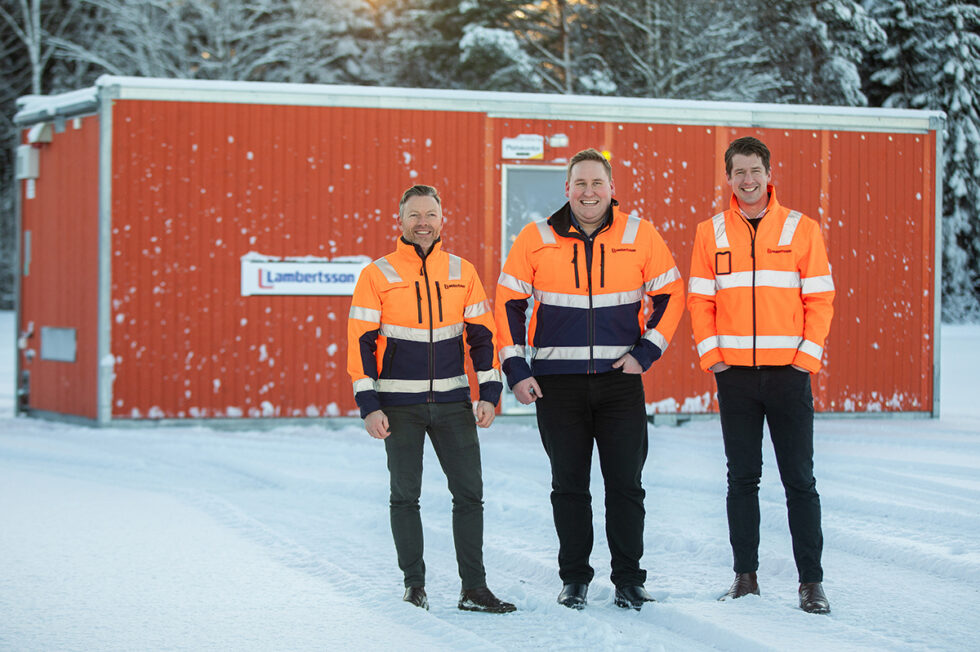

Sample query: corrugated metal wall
[18,115,101,418]
[487,120,935,413]
[109,100,490,418]
[22,96,933,420]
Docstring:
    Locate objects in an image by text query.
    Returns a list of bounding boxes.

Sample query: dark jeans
[383,401,487,590]
[715,365,824,583]
[535,371,649,588]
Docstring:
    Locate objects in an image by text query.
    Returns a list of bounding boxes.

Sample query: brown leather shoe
[799,582,830,614]
[403,586,428,610]
[458,586,516,613]
[718,572,760,601]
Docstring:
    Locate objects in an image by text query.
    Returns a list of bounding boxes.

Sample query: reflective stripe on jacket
[494,202,685,388]
[347,238,502,418]
[687,187,835,373]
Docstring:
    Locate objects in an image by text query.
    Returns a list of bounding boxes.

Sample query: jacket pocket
[380,341,397,378]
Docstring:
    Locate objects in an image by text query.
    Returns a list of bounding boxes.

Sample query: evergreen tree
[764,0,885,105]
[590,0,784,101]
[505,0,612,94]
[394,0,537,90]
[866,0,980,320]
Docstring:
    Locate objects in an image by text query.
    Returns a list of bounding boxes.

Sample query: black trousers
[535,371,649,588]
[383,401,487,590]
[715,365,824,583]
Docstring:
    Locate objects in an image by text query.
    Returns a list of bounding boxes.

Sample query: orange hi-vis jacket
[687,187,835,373]
[347,237,502,418]
[495,202,685,388]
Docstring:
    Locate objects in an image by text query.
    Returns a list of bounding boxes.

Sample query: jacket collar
[730,184,779,220]
[548,199,619,239]
[397,236,443,261]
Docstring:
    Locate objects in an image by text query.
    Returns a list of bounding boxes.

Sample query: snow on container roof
[14,75,944,134]
[14,86,99,125]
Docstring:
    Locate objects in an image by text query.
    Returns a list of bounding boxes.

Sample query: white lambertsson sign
[502,134,544,160]
[241,253,370,296]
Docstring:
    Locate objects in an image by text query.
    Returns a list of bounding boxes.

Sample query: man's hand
[710,362,731,373]
[363,410,390,439]
[513,377,543,404]
[612,352,643,374]
[791,364,810,374]
[474,400,496,428]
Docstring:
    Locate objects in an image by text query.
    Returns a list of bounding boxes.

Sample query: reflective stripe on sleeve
[642,328,668,352]
[352,378,376,394]
[374,257,402,284]
[376,375,469,394]
[535,219,557,244]
[499,344,526,363]
[498,272,533,295]
[464,300,490,319]
[645,267,681,293]
[380,322,464,343]
[621,215,641,244]
[448,254,462,281]
[801,274,835,294]
[696,336,719,357]
[477,369,502,385]
[712,212,729,248]
[798,339,824,359]
[778,210,803,246]
[689,276,716,296]
[349,305,382,323]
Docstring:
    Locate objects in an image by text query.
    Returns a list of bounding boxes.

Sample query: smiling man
[687,136,835,614]
[495,148,684,610]
[347,184,515,614]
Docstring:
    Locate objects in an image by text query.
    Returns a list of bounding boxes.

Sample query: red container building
[12,77,944,424]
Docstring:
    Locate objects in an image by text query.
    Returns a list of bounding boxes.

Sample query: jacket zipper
[572,243,580,289]
[421,260,435,401]
[381,341,396,378]
[747,219,758,366]
[600,243,605,288]
[585,237,595,373]
[414,281,423,324]
[435,281,443,323]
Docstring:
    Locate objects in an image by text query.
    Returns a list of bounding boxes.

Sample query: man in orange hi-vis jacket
[688,136,835,614]
[347,185,515,614]
[495,148,685,611]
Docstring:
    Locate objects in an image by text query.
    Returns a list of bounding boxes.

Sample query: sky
[1,311,979,651]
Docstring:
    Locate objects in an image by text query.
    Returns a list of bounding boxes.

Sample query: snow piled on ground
[1,311,979,651]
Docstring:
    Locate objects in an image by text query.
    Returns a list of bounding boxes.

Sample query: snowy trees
[393,0,537,90]
[865,0,980,320]
[758,0,885,105]
[588,0,782,101]
[0,0,978,318]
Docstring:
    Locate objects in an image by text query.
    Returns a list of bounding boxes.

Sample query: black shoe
[557,583,589,610]
[458,586,516,613]
[719,572,760,601]
[614,585,656,611]
[403,586,428,610]
[799,582,830,614]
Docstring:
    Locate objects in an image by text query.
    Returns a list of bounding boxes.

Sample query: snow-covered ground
[1,310,978,651]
